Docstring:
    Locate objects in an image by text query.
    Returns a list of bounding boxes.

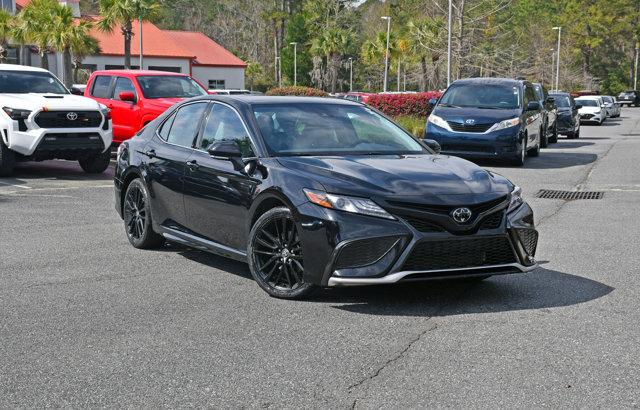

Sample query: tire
[248,207,316,299]
[122,178,165,249]
[567,131,576,139]
[0,137,16,177]
[549,122,558,143]
[540,124,548,148]
[511,137,527,166]
[78,149,111,174]
[529,135,540,157]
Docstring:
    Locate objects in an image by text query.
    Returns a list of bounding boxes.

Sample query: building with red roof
[3,0,246,89]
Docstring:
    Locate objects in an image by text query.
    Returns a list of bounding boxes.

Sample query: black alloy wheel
[248,207,316,299]
[123,178,165,249]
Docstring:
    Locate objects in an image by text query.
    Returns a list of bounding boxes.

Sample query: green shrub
[266,86,328,97]
[393,116,426,139]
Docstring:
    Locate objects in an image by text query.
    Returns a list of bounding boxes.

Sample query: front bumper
[2,109,112,159]
[296,197,538,287]
[556,115,577,133]
[425,123,521,159]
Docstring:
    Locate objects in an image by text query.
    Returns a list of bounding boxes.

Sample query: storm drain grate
[536,190,604,200]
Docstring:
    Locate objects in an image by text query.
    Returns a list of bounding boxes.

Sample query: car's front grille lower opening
[536,189,604,200]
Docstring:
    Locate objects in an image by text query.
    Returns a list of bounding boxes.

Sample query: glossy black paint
[425,78,543,161]
[550,92,581,136]
[115,96,538,287]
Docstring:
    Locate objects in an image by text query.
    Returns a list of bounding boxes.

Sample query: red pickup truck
[84,70,208,144]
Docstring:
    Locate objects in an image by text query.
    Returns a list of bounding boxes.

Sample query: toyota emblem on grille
[451,207,472,223]
[465,119,475,125]
[66,112,78,121]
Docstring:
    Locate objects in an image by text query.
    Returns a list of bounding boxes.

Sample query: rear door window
[91,75,113,98]
[165,103,208,148]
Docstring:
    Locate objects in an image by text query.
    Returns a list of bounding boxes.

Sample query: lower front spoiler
[327,262,538,287]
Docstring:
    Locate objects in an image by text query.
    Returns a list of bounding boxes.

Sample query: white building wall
[192,66,245,90]
[80,55,191,74]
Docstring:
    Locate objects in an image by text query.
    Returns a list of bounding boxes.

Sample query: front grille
[580,113,594,119]
[402,236,517,271]
[388,196,508,216]
[440,143,495,153]
[517,229,538,256]
[447,121,494,133]
[401,216,445,232]
[335,236,399,269]
[35,111,102,128]
[479,211,504,230]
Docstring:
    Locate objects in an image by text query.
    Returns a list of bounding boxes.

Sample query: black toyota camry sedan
[114,96,538,299]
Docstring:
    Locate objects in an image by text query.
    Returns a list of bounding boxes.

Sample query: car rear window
[91,76,112,98]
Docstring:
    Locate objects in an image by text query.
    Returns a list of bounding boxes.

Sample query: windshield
[601,96,613,103]
[439,83,521,109]
[137,76,207,99]
[533,85,544,100]
[577,99,599,107]
[0,70,68,94]
[551,95,571,107]
[252,103,425,156]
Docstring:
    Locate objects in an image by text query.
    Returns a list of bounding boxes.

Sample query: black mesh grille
[440,143,495,153]
[335,236,399,269]
[401,216,445,232]
[402,236,517,271]
[517,229,538,256]
[387,196,507,216]
[479,211,504,230]
[35,111,102,128]
[447,121,494,133]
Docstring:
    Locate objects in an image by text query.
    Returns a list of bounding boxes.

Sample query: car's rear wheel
[123,178,165,249]
[511,137,526,166]
[248,207,316,299]
[79,149,111,174]
[0,137,16,177]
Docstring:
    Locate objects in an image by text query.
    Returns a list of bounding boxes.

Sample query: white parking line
[0,181,31,189]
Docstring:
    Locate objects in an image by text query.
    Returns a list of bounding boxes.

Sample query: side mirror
[423,139,441,154]
[546,97,555,103]
[600,104,606,108]
[70,86,84,96]
[428,98,438,107]
[119,91,136,102]
[575,104,582,109]
[207,140,243,158]
[526,101,541,111]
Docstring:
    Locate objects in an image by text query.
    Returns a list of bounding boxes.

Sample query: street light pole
[550,48,555,89]
[635,43,639,90]
[139,16,143,69]
[447,0,452,86]
[348,57,353,92]
[381,16,391,92]
[290,42,297,86]
[553,26,562,91]
[276,56,282,88]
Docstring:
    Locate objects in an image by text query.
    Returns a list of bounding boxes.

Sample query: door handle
[186,160,199,171]
[143,149,156,158]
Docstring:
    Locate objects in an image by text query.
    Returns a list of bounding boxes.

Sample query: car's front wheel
[123,178,165,249]
[549,122,558,143]
[248,207,316,299]
[540,123,548,148]
[0,138,16,177]
[79,149,111,174]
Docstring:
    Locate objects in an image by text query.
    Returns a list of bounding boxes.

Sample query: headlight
[304,189,395,220]
[427,114,452,131]
[2,107,31,120]
[508,186,523,212]
[488,117,520,132]
[594,110,601,114]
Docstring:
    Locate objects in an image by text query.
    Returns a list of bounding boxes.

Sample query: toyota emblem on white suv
[66,112,78,121]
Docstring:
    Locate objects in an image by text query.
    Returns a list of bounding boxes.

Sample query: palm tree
[311,28,352,93]
[97,0,160,69]
[50,3,96,87]
[71,35,101,83]
[15,0,58,70]
[0,9,13,63]
[406,18,446,90]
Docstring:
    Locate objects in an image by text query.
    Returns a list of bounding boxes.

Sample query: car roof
[452,77,524,86]
[0,64,49,73]
[575,95,600,99]
[91,70,189,77]
[204,95,363,107]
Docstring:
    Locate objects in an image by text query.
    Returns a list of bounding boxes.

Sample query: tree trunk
[62,47,73,88]
[419,57,428,92]
[454,0,466,80]
[123,20,133,69]
[40,50,49,70]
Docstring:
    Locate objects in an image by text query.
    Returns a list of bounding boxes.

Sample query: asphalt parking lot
[1,110,640,408]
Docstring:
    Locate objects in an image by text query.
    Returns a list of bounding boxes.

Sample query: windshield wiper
[438,103,460,108]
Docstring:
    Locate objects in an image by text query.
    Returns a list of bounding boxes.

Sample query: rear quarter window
[91,76,112,98]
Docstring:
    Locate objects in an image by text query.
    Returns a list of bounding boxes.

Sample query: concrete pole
[382,16,391,92]
[553,27,562,91]
[139,16,143,69]
[349,58,353,92]
[447,0,452,86]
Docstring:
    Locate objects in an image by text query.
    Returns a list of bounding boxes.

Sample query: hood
[433,106,521,125]
[578,105,601,113]
[0,93,103,111]
[277,154,512,204]
[142,97,184,112]
[557,106,573,114]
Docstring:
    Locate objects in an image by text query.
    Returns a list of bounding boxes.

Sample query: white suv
[0,64,113,176]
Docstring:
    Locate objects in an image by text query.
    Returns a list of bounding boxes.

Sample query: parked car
[598,95,620,118]
[114,96,538,299]
[0,64,112,177]
[549,92,581,139]
[338,92,373,104]
[425,77,543,166]
[617,90,640,107]
[533,82,558,146]
[575,96,606,125]
[84,70,208,144]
